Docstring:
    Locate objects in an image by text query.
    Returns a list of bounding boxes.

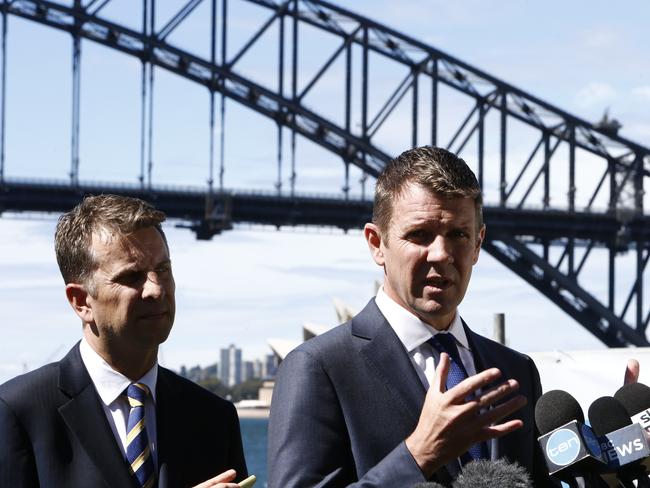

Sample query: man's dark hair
[54,194,167,287]
[372,146,483,232]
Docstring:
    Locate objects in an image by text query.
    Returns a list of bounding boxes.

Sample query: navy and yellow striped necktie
[125,383,156,488]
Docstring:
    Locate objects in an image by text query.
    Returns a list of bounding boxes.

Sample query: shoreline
[237,407,270,419]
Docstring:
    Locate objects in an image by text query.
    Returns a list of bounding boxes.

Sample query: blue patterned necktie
[428,334,489,463]
[125,383,156,488]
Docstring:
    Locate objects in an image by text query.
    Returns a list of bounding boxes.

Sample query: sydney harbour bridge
[0,0,649,348]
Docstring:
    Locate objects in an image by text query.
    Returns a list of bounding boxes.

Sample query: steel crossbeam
[1,0,650,346]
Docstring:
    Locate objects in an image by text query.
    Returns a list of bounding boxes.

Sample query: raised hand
[192,469,240,488]
[624,358,640,385]
[405,353,527,477]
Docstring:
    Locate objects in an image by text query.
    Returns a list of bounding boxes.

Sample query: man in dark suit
[0,195,247,487]
[268,147,551,487]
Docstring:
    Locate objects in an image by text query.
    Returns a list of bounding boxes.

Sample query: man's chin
[414,298,445,313]
[413,301,456,326]
[136,318,174,343]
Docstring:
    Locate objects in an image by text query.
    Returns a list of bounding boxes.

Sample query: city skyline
[180,342,278,387]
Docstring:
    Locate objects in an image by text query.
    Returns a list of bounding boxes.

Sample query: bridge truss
[0,0,649,347]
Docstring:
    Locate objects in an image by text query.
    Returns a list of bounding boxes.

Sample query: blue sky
[1,0,649,383]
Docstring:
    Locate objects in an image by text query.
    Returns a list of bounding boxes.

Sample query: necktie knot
[430,333,461,362]
[126,383,150,408]
[427,334,469,385]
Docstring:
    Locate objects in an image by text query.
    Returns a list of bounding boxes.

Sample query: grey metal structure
[0,0,649,347]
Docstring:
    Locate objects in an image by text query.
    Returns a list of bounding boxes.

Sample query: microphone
[588,395,650,488]
[412,460,534,488]
[452,459,532,487]
[535,389,585,434]
[615,382,650,433]
[535,390,608,487]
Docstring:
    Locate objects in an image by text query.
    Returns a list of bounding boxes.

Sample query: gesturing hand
[624,358,640,385]
[192,469,240,488]
[405,353,527,478]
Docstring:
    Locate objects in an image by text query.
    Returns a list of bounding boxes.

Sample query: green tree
[230,379,263,402]
[198,377,231,399]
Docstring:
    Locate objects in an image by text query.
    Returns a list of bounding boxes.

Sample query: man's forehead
[395,182,470,201]
[392,186,475,212]
[90,227,169,267]
[387,186,479,230]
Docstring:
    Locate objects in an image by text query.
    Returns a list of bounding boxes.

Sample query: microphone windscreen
[412,483,446,488]
[588,396,632,436]
[535,389,584,435]
[453,459,532,488]
[615,382,650,417]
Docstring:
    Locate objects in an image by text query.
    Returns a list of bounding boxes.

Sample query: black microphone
[535,389,585,433]
[589,395,650,488]
[452,459,532,487]
[615,382,650,433]
[535,390,608,488]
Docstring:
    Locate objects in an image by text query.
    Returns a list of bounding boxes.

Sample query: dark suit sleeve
[0,396,38,488]
[226,402,248,481]
[268,349,425,488]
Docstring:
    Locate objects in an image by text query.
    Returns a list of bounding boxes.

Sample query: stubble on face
[379,184,484,330]
[83,227,176,366]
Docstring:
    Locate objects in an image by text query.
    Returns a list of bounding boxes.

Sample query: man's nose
[427,235,453,264]
[142,271,164,299]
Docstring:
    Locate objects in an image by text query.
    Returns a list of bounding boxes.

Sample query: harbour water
[240,418,269,487]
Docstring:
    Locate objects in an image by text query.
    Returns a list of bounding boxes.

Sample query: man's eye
[156,264,172,275]
[118,272,144,285]
[450,230,469,239]
[407,230,429,241]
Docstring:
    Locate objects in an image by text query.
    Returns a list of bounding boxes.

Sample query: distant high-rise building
[242,360,255,382]
[220,344,242,387]
[265,353,278,378]
[253,358,264,379]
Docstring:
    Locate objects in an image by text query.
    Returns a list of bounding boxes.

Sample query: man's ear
[65,283,94,324]
[364,223,385,266]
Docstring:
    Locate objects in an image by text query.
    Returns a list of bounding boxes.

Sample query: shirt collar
[79,337,158,407]
[375,287,471,353]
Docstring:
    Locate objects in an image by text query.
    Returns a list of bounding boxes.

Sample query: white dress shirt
[374,287,477,389]
[79,338,158,469]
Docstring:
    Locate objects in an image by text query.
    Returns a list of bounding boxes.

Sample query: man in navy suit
[268,146,552,486]
[0,195,247,487]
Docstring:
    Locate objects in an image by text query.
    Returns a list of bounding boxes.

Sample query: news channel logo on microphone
[539,421,603,474]
[598,423,650,467]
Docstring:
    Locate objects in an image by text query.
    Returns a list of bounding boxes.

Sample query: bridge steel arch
[1,0,650,347]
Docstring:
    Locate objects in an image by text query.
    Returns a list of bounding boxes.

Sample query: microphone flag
[538,420,605,475]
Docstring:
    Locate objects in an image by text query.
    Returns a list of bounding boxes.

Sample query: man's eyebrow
[109,265,142,280]
[452,221,474,229]
[112,259,171,276]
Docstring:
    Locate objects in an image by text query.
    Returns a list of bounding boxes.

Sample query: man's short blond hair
[54,194,167,286]
[372,146,483,233]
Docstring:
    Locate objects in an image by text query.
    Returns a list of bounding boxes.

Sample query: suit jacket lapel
[156,368,184,485]
[463,322,516,461]
[463,322,490,373]
[353,299,425,426]
[57,343,138,488]
[352,300,459,482]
